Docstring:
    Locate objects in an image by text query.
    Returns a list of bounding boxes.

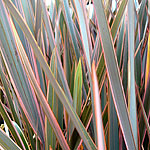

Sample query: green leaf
[0,56,20,127]
[20,0,34,34]
[93,0,136,149]
[70,53,106,149]
[0,128,21,150]
[109,93,119,150]
[73,0,92,70]
[111,0,127,41]
[138,0,147,31]
[41,0,73,105]
[136,85,150,140]
[11,0,37,75]
[122,25,128,94]
[63,22,71,86]
[139,71,150,143]
[34,0,42,39]
[11,20,69,149]
[0,95,25,149]
[127,0,138,148]
[116,17,125,67]
[0,3,44,142]
[62,0,80,61]
[12,121,30,150]
[17,98,36,150]
[6,2,96,149]
[73,59,82,116]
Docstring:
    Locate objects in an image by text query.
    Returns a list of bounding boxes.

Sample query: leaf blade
[92,61,106,150]
[127,0,138,148]
[93,0,136,149]
[0,128,21,150]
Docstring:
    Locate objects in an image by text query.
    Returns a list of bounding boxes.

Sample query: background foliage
[0,0,149,149]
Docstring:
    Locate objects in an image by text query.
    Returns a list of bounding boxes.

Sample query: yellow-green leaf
[145,32,150,88]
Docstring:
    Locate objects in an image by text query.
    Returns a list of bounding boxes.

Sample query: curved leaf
[12,121,30,150]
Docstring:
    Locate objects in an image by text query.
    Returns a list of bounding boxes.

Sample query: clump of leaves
[0,0,149,149]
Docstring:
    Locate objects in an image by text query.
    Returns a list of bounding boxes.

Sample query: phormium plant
[0,0,149,149]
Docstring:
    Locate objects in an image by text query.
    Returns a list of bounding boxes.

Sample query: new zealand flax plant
[0,0,149,149]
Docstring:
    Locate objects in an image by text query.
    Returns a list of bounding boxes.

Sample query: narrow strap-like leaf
[0,128,21,150]
[128,0,138,148]
[93,0,136,149]
[145,32,150,88]
[92,61,106,150]
[0,97,25,149]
